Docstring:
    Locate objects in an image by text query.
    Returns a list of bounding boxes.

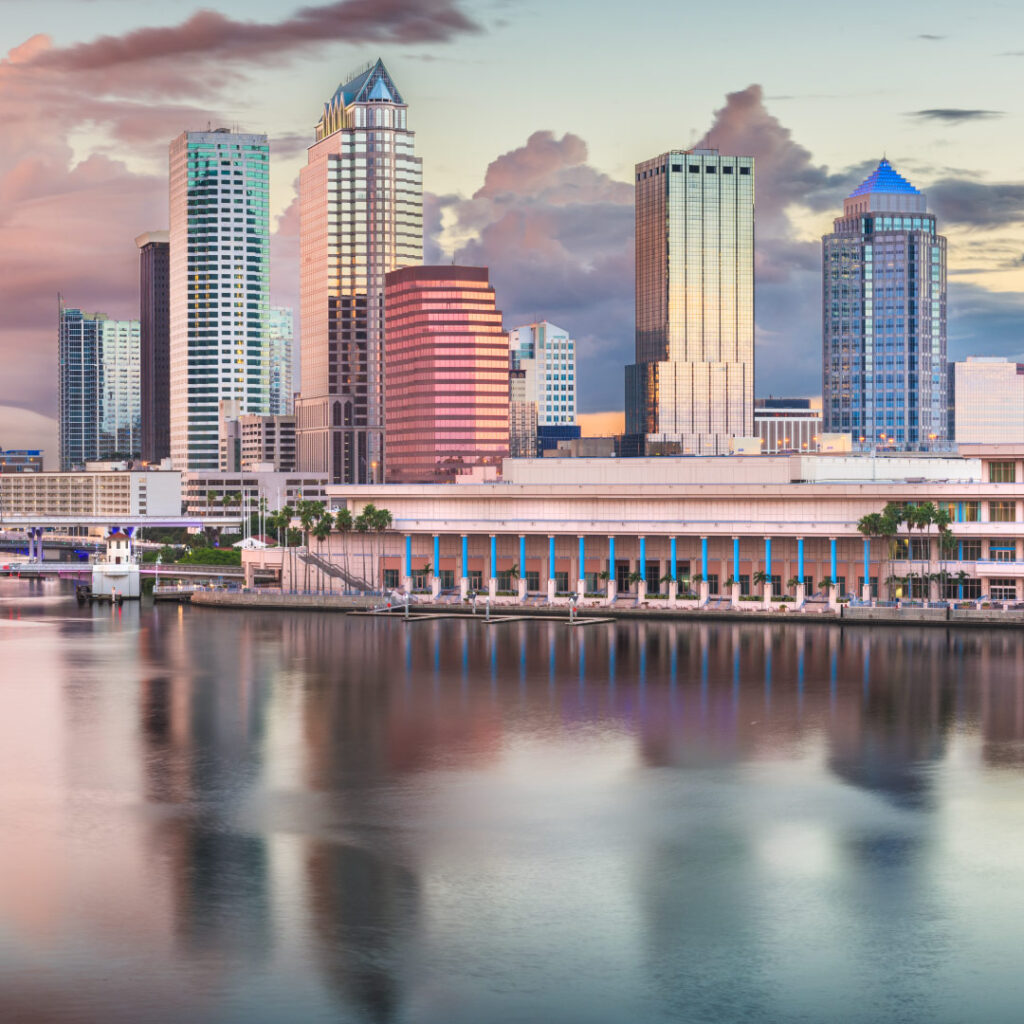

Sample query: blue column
[830,538,837,582]
[764,537,772,577]
[669,537,677,579]
[733,537,740,581]
[578,535,586,583]
[609,535,615,574]
[404,535,412,578]
[701,537,708,579]
[432,534,440,577]
[797,538,805,582]
[490,535,497,579]
[957,501,964,523]
[461,535,468,580]
[548,535,556,581]
[863,537,870,587]
[958,538,963,560]
[639,537,646,580]
[519,535,526,579]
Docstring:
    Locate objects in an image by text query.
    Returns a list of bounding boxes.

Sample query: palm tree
[596,568,609,596]
[369,506,393,593]
[787,575,802,592]
[334,507,353,588]
[312,516,332,593]
[752,569,770,596]
[627,570,644,594]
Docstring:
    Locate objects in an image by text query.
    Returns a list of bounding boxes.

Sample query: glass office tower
[58,303,140,469]
[295,59,423,483]
[625,148,754,455]
[267,306,294,415]
[136,230,170,463]
[822,159,948,450]
[168,129,270,470]
[384,266,508,483]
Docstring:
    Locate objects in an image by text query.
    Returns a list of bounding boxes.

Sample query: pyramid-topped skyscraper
[295,59,423,483]
[822,158,948,451]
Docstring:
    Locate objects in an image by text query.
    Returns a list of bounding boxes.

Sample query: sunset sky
[3,0,1024,457]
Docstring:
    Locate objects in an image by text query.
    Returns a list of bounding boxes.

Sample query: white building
[952,357,1024,443]
[169,129,271,470]
[754,398,822,453]
[0,470,181,520]
[508,321,577,429]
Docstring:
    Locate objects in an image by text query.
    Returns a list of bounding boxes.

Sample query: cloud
[917,34,946,40]
[908,108,1003,123]
[0,406,58,467]
[429,130,634,412]
[29,0,480,75]
[929,178,1024,227]
[948,282,1024,363]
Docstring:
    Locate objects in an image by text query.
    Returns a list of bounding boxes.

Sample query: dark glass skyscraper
[822,159,948,450]
[136,231,170,463]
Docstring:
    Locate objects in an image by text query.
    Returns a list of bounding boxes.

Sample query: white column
[795,583,806,610]
[763,582,773,609]
[668,579,678,607]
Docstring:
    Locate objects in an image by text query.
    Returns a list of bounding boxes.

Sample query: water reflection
[2,580,1024,1023]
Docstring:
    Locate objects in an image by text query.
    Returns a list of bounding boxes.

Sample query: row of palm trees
[264,500,394,593]
[857,501,957,600]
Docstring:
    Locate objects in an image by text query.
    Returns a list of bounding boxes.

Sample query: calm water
[1,578,1024,1023]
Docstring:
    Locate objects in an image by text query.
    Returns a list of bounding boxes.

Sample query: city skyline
[4,1,1024,457]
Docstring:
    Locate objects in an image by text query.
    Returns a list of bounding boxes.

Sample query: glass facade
[625,149,754,455]
[169,129,270,470]
[136,231,170,464]
[58,305,140,470]
[295,59,423,484]
[384,266,508,483]
[822,159,948,452]
[266,306,294,415]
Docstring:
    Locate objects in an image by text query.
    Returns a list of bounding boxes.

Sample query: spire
[848,158,920,199]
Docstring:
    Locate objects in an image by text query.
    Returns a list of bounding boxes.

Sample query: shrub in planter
[772,595,794,602]
[678,592,698,600]
[496,590,516,596]
[647,593,668,600]
[739,595,761,602]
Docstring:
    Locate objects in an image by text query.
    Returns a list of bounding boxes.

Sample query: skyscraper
[136,230,170,463]
[295,58,423,483]
[267,306,294,415]
[169,129,270,470]
[58,303,140,470]
[822,159,948,450]
[625,148,754,455]
[508,320,579,454]
[384,266,508,483]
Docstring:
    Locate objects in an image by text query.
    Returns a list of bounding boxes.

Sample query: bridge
[4,563,244,581]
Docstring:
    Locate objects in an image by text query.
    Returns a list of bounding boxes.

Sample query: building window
[645,563,661,593]
[943,577,981,600]
[990,578,1017,601]
[383,569,399,590]
[525,571,540,592]
[738,574,750,595]
[468,570,483,591]
[989,542,1016,563]
[961,539,982,560]
[858,576,879,598]
[989,501,1017,523]
[706,573,719,596]
[963,501,981,522]
[989,461,1016,483]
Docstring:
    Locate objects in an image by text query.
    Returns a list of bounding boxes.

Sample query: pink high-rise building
[384,267,509,483]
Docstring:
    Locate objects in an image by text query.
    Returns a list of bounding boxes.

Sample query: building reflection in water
[94,602,1024,1021]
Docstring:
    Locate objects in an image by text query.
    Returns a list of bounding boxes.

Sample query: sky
[2,0,1024,457]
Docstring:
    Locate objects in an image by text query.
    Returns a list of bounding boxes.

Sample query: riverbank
[189,590,1024,628]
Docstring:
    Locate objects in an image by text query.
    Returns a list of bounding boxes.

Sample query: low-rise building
[280,448,1024,603]
[951,357,1024,443]
[0,469,181,520]
[754,398,822,453]
[181,471,330,521]
[0,449,43,473]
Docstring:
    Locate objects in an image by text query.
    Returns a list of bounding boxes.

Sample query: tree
[333,507,353,587]
[627,570,644,595]
[752,569,770,594]
[312,516,333,593]
[787,576,802,592]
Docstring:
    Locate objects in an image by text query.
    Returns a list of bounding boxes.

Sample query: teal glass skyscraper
[822,159,948,450]
[625,148,754,455]
[169,129,270,470]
